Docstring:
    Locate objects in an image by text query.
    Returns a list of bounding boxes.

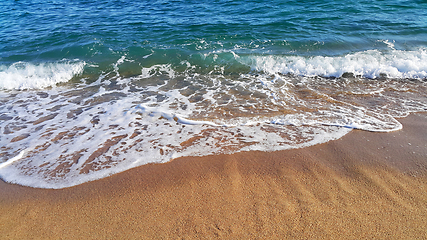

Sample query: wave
[4,48,423,91]
[128,47,427,80]
[0,61,85,90]
[241,48,427,79]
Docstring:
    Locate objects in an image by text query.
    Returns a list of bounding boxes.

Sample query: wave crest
[243,48,427,79]
[0,61,85,90]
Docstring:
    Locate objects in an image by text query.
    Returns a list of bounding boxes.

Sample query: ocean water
[1,0,427,188]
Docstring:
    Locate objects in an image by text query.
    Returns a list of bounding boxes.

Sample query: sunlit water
[1,0,426,188]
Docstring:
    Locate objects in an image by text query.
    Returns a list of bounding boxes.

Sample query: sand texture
[1,113,427,239]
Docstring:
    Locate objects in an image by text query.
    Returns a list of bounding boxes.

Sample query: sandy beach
[1,113,427,239]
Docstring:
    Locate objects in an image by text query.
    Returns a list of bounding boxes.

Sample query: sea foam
[0,61,85,90]
[0,50,426,189]
[244,48,427,79]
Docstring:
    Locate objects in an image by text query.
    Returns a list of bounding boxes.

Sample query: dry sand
[1,113,427,239]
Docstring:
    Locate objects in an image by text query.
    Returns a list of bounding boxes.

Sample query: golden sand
[1,114,427,239]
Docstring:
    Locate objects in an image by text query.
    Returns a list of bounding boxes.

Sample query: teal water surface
[1,0,427,77]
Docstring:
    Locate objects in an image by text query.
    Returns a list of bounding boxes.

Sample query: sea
[1,0,426,188]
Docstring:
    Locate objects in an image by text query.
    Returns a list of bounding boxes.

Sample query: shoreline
[1,113,427,239]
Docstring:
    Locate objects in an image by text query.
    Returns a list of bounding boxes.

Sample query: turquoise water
[1,0,427,188]
[2,0,427,75]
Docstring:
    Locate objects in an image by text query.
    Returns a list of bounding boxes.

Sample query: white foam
[135,104,220,126]
[0,61,85,90]
[378,39,396,50]
[0,150,25,169]
[140,64,175,79]
[270,110,403,132]
[0,53,426,189]
[243,48,427,79]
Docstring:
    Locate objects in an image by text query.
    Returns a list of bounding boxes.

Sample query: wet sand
[1,113,427,239]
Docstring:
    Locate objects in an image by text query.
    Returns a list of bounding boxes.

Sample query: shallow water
[1,0,427,188]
